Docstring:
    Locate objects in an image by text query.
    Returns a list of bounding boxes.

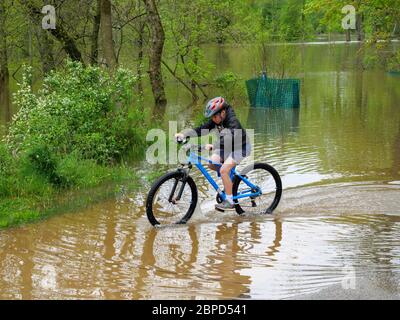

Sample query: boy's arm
[180,119,216,138]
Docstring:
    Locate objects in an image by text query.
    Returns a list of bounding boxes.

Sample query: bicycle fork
[168,167,190,203]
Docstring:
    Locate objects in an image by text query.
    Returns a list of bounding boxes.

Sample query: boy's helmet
[204,97,227,118]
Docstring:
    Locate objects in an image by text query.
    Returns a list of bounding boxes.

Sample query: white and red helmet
[204,97,227,118]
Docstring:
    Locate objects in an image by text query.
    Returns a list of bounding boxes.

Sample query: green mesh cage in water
[246,73,300,108]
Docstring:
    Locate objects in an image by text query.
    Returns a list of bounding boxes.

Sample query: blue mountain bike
[146,139,282,226]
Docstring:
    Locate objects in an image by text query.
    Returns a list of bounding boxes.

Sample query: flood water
[1,43,400,299]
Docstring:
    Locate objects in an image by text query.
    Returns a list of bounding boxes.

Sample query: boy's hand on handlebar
[175,133,185,143]
[205,144,214,151]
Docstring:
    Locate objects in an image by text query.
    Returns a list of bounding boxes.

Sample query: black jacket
[182,105,250,152]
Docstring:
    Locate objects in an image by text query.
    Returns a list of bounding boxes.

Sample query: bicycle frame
[186,150,261,202]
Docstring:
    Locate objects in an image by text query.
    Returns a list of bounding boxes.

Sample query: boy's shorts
[213,144,251,164]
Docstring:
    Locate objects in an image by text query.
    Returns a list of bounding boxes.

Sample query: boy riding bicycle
[175,97,251,211]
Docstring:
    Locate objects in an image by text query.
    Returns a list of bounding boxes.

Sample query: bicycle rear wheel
[233,163,282,215]
[146,171,198,226]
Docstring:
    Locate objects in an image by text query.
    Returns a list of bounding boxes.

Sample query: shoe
[215,200,235,212]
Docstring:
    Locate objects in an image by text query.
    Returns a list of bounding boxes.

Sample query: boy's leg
[215,147,251,211]
[220,156,236,197]
[215,156,236,211]
[220,147,249,193]
[208,152,222,171]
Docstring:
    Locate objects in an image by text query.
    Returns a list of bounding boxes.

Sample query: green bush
[1,61,146,228]
[0,144,12,197]
[25,144,68,187]
[6,60,147,165]
[56,152,113,189]
[215,71,245,102]
[388,50,400,72]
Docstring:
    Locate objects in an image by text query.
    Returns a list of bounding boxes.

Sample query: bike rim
[236,168,278,214]
[151,177,193,224]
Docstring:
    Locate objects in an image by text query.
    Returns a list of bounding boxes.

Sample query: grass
[0,147,140,229]
[0,198,42,228]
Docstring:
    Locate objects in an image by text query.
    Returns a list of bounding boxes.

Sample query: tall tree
[142,0,167,107]
[100,0,117,71]
[0,0,10,122]
[90,0,102,65]
[135,8,146,97]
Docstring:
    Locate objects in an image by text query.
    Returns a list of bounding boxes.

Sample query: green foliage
[214,71,245,102]
[388,50,400,71]
[25,144,68,187]
[0,60,146,228]
[304,0,345,33]
[361,34,399,70]
[305,0,400,38]
[0,137,137,228]
[194,111,208,128]
[6,60,147,164]
[279,0,307,41]
[0,198,41,228]
[0,144,12,197]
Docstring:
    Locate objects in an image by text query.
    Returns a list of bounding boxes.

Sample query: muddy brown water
[1,43,400,299]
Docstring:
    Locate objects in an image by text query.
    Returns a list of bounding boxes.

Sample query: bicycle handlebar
[182,143,206,153]
[176,136,211,153]
[176,136,189,145]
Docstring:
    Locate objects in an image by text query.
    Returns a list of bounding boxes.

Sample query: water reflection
[0,184,399,299]
[392,127,400,179]
[246,108,300,137]
[0,208,291,299]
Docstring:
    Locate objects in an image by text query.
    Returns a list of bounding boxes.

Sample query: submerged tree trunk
[100,0,117,71]
[90,0,102,65]
[345,29,351,42]
[142,0,167,107]
[0,0,11,122]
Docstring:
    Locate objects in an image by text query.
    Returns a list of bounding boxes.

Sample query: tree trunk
[100,0,117,71]
[0,0,11,122]
[51,25,83,62]
[356,12,363,41]
[25,1,83,63]
[90,0,101,65]
[345,29,351,42]
[137,21,145,97]
[36,27,55,74]
[142,0,167,107]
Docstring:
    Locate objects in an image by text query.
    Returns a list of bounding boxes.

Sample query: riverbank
[0,61,150,229]
[0,164,139,229]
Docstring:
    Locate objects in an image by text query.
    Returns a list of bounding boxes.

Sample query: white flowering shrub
[6,60,146,165]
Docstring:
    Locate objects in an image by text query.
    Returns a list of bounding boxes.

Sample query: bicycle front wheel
[233,163,282,215]
[146,171,198,226]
